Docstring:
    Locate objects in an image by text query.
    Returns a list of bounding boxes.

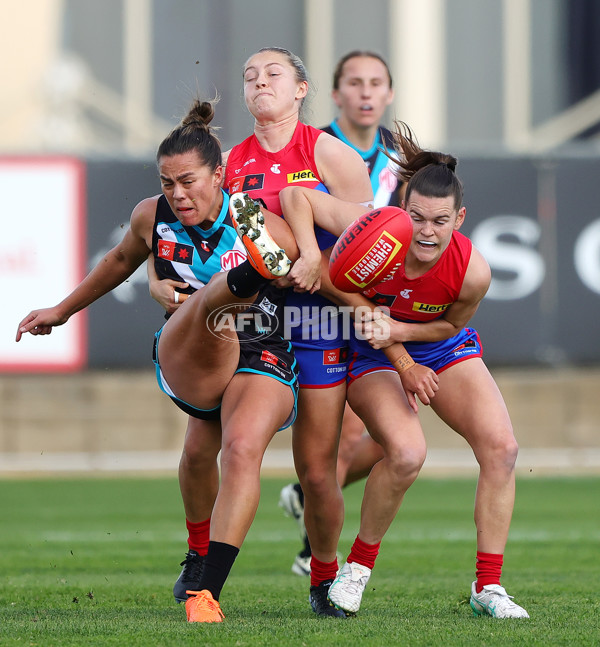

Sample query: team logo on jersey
[258,296,277,316]
[233,158,257,174]
[158,240,194,265]
[220,249,247,271]
[229,174,265,194]
[323,348,348,365]
[412,302,451,314]
[270,164,281,174]
[400,289,413,299]
[362,287,397,309]
[261,350,287,368]
[379,166,399,192]
[287,169,318,184]
[195,229,226,264]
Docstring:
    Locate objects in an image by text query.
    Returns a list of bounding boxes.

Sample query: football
[328,206,413,292]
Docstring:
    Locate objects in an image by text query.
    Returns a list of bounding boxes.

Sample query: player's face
[332,56,393,129]
[243,51,308,123]
[159,152,224,228]
[403,191,465,269]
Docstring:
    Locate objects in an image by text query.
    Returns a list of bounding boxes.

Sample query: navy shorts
[284,292,350,388]
[348,327,483,385]
[293,344,349,388]
[153,328,299,429]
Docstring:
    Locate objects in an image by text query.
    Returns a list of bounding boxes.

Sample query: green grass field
[1,475,598,646]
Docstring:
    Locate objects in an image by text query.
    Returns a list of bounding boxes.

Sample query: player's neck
[253,114,299,153]
[336,116,378,151]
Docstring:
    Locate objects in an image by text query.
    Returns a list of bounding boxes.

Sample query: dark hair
[332,51,393,90]
[156,97,221,171]
[389,120,463,209]
[246,47,312,120]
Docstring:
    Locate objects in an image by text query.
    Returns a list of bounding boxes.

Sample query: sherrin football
[328,206,412,292]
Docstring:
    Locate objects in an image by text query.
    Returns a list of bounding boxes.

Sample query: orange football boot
[229,192,291,279]
[185,589,225,623]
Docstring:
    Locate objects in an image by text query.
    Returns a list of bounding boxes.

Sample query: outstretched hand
[16,307,68,342]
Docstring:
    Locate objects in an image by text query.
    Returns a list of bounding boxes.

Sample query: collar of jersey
[329,119,381,159]
[195,188,229,236]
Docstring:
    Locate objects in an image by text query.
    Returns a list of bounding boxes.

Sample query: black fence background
[83,155,600,369]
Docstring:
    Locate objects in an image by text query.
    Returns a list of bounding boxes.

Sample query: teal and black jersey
[321,122,402,208]
[151,190,287,338]
[152,190,246,294]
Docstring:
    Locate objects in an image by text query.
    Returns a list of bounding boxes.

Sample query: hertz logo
[287,169,318,183]
[412,302,451,313]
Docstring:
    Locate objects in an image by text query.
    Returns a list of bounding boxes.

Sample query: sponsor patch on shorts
[323,348,348,365]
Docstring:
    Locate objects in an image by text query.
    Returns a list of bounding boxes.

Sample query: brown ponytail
[156,97,222,171]
[385,120,463,208]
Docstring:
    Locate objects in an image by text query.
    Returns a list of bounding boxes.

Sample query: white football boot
[328,561,372,614]
[470,582,530,618]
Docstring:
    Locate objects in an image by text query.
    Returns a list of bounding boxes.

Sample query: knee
[501,435,519,469]
[181,440,218,472]
[297,463,338,499]
[220,436,262,473]
[385,441,427,485]
[478,432,519,472]
[294,444,339,495]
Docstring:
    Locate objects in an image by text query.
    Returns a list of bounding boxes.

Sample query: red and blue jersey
[363,230,473,323]
[349,230,480,377]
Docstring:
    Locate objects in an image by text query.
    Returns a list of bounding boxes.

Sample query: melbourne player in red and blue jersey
[225,120,353,388]
[349,228,482,380]
[319,122,529,619]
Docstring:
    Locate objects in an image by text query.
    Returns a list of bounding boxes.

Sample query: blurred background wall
[1,0,599,472]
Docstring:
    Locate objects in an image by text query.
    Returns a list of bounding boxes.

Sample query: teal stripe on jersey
[155,190,241,288]
[328,120,382,160]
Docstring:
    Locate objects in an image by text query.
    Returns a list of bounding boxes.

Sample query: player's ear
[213,165,224,187]
[296,80,309,101]
[332,89,342,109]
[454,206,466,230]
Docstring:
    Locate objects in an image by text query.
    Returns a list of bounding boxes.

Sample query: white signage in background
[472,214,600,299]
[0,157,87,372]
[471,215,545,300]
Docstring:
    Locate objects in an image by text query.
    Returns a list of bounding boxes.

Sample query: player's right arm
[16,198,156,341]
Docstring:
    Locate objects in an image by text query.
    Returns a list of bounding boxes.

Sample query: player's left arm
[279,188,367,294]
[279,134,373,294]
[363,247,491,347]
[314,133,373,203]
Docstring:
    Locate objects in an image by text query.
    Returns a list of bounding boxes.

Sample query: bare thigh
[430,359,515,458]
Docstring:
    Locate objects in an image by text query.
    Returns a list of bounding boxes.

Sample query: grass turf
[0,475,598,646]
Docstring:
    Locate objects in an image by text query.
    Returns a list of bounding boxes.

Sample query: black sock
[293,482,304,507]
[197,541,240,601]
[226,261,268,298]
[294,483,311,557]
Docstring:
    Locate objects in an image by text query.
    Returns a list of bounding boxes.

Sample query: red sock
[347,535,380,570]
[186,517,210,556]
[310,556,339,588]
[475,551,503,592]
